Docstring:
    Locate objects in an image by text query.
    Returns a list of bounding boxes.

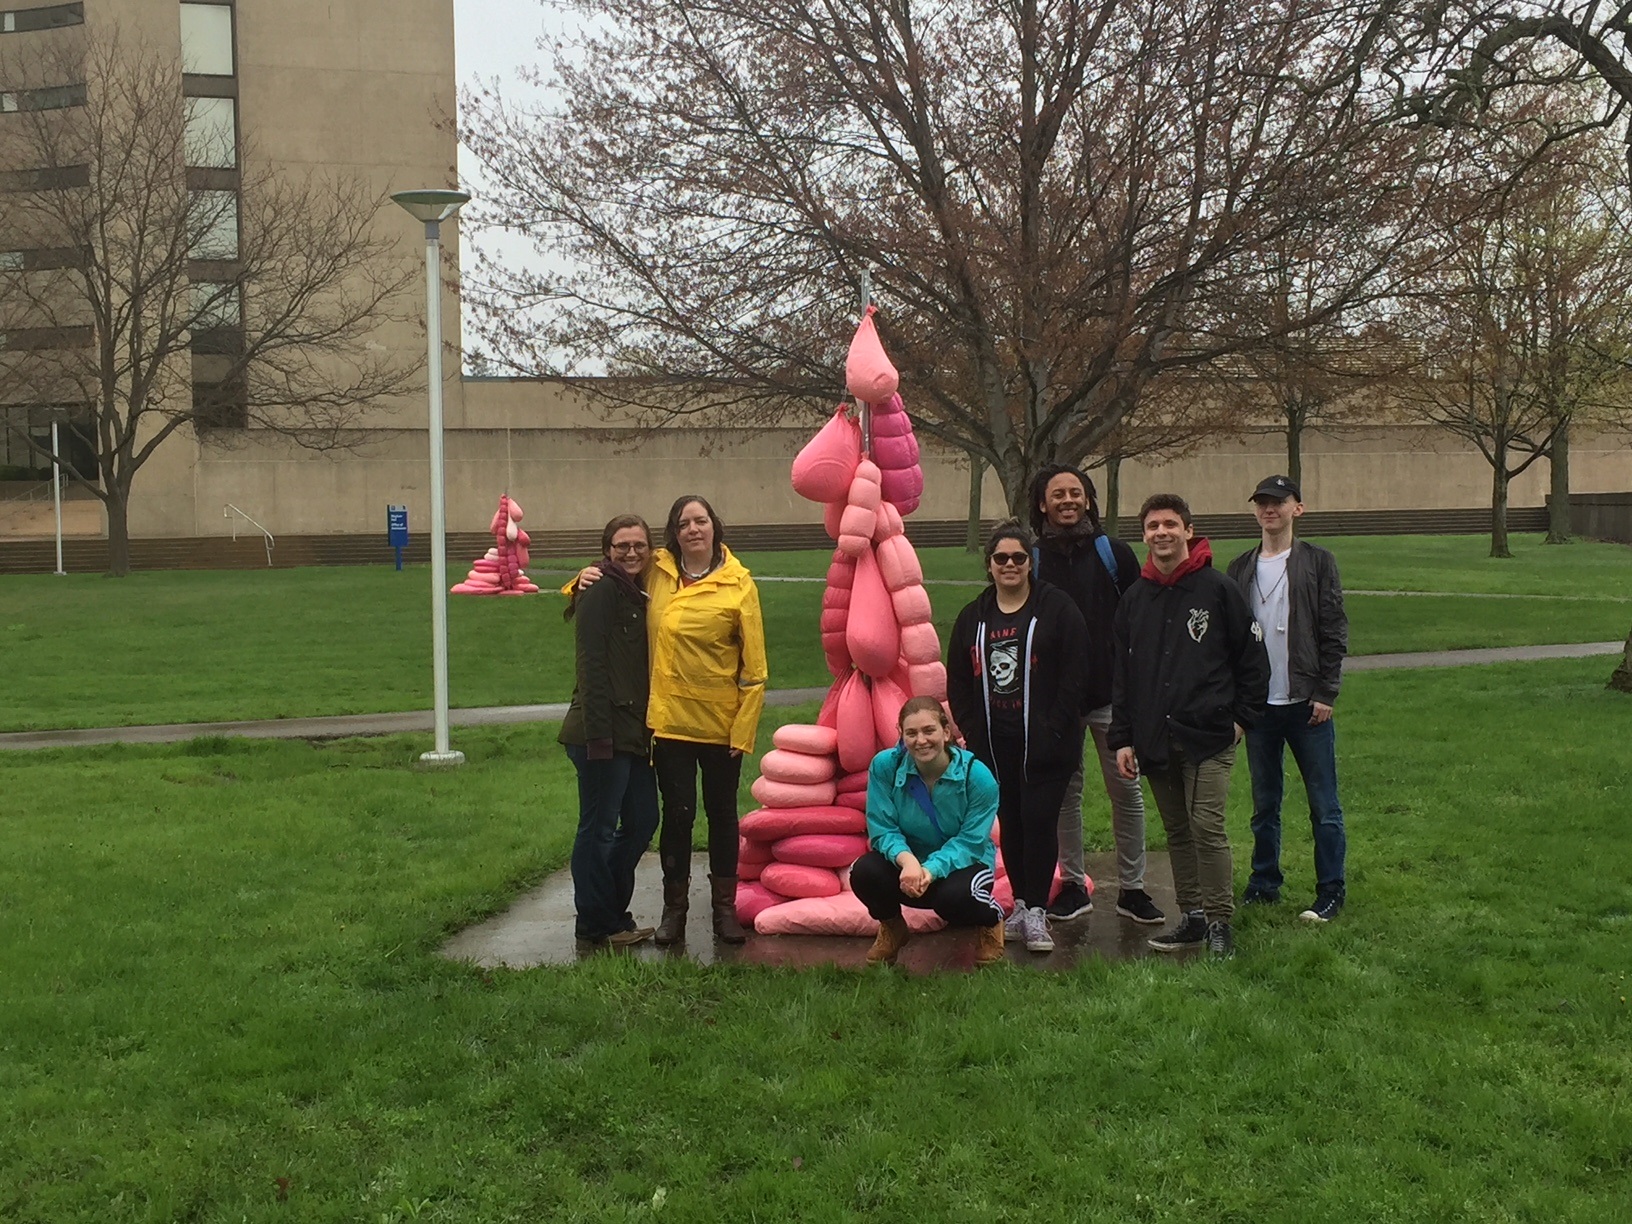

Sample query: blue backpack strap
[1094,532,1117,580]
[904,772,945,839]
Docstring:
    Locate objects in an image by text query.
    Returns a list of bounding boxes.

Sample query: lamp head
[391,189,471,226]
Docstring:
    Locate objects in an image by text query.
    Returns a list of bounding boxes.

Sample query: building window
[0,164,90,191]
[184,96,236,169]
[179,3,234,77]
[0,83,86,112]
[189,190,238,260]
[190,281,242,355]
[193,377,247,429]
[0,4,85,34]
[0,246,81,270]
[0,404,94,479]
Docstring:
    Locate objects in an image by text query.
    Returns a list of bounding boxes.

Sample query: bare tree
[462,0,1446,516]
[1382,1,1632,684]
[1230,254,1412,490]
[0,30,420,575]
[1084,371,1247,535]
[1399,86,1632,558]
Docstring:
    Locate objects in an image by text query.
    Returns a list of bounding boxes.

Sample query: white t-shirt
[1252,550,1293,705]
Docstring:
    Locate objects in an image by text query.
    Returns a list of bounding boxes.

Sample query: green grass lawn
[2,661,1629,1221]
[1,534,1626,731]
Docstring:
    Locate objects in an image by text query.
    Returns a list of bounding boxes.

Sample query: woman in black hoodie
[947,520,1089,954]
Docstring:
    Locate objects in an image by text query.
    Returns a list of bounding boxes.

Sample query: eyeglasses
[609,541,650,554]
[989,551,1030,567]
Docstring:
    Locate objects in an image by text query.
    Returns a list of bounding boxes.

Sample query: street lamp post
[392,189,471,768]
[50,417,64,576]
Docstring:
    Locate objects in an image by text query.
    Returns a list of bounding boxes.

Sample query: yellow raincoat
[644,546,767,754]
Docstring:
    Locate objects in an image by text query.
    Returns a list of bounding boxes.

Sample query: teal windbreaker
[866,744,999,879]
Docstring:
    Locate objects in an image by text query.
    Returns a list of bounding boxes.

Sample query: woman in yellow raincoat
[646,495,767,944]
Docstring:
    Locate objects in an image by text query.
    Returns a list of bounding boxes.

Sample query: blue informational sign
[387,505,409,570]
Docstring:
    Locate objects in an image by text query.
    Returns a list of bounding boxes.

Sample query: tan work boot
[866,918,912,966]
[974,919,1005,966]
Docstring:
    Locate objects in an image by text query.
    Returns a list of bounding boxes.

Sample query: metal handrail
[223,503,275,566]
[0,479,54,505]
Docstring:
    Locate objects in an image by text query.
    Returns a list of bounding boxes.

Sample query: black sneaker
[1299,895,1344,923]
[1207,921,1235,957]
[1115,889,1166,925]
[1047,882,1093,921]
[1147,910,1207,952]
[1241,886,1280,906]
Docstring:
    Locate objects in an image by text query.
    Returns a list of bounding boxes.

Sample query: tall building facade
[0,0,460,534]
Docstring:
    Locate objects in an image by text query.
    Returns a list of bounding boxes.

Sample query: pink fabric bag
[845,549,900,679]
[845,305,899,403]
[750,776,838,809]
[739,805,867,840]
[760,861,843,899]
[891,582,933,626]
[791,406,862,503]
[736,881,788,926]
[759,749,837,786]
[770,833,871,869]
[835,669,876,774]
[773,724,840,755]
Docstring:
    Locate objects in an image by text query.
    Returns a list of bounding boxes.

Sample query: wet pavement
[438,851,1197,974]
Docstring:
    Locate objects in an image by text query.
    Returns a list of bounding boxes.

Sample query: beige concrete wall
[129,375,1631,539]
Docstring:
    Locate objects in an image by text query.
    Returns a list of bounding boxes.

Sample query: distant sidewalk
[0,642,1621,752]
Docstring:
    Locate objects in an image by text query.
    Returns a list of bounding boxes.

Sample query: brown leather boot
[709,874,748,943]
[974,919,1005,966]
[866,918,912,966]
[653,877,689,946]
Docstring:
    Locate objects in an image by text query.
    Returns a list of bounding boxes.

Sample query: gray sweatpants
[1057,705,1149,892]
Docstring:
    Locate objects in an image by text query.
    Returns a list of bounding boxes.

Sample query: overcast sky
[450,0,567,358]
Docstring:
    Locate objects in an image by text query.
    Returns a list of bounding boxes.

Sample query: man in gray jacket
[1226,476,1349,922]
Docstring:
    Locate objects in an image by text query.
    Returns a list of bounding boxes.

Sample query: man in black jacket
[1029,464,1164,926]
[1225,476,1349,923]
[1110,494,1269,957]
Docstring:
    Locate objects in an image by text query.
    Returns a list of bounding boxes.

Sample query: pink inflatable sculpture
[451,495,540,595]
[739,306,998,936]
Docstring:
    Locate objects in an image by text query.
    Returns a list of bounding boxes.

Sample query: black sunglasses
[989,551,1030,567]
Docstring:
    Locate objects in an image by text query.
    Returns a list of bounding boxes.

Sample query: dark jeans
[1245,702,1346,899]
[849,851,1003,928]
[653,737,743,880]
[564,745,661,941]
[987,735,1071,909]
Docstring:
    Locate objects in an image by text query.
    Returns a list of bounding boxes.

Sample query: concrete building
[1,0,1627,559]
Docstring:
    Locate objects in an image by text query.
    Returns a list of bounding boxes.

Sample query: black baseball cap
[1250,475,1301,502]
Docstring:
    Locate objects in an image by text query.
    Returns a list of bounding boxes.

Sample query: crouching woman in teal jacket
[851,696,1007,967]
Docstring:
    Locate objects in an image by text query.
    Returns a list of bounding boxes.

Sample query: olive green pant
[1144,742,1236,924]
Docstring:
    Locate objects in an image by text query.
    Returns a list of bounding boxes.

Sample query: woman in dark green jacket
[559,514,661,947]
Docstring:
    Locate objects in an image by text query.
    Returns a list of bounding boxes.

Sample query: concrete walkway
[0,641,1620,752]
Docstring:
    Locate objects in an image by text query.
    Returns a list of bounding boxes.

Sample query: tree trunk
[966,454,984,552]
[1287,419,1302,490]
[1609,625,1632,693]
[1102,454,1122,539]
[1546,419,1571,545]
[105,487,132,577]
[1490,460,1512,559]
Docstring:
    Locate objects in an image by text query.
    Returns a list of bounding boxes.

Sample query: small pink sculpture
[451,495,540,595]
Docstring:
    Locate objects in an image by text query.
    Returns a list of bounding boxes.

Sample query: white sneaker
[1004,904,1028,939]
[1022,904,1054,953]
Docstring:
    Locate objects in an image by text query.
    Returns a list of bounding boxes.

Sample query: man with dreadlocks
[1028,464,1165,928]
